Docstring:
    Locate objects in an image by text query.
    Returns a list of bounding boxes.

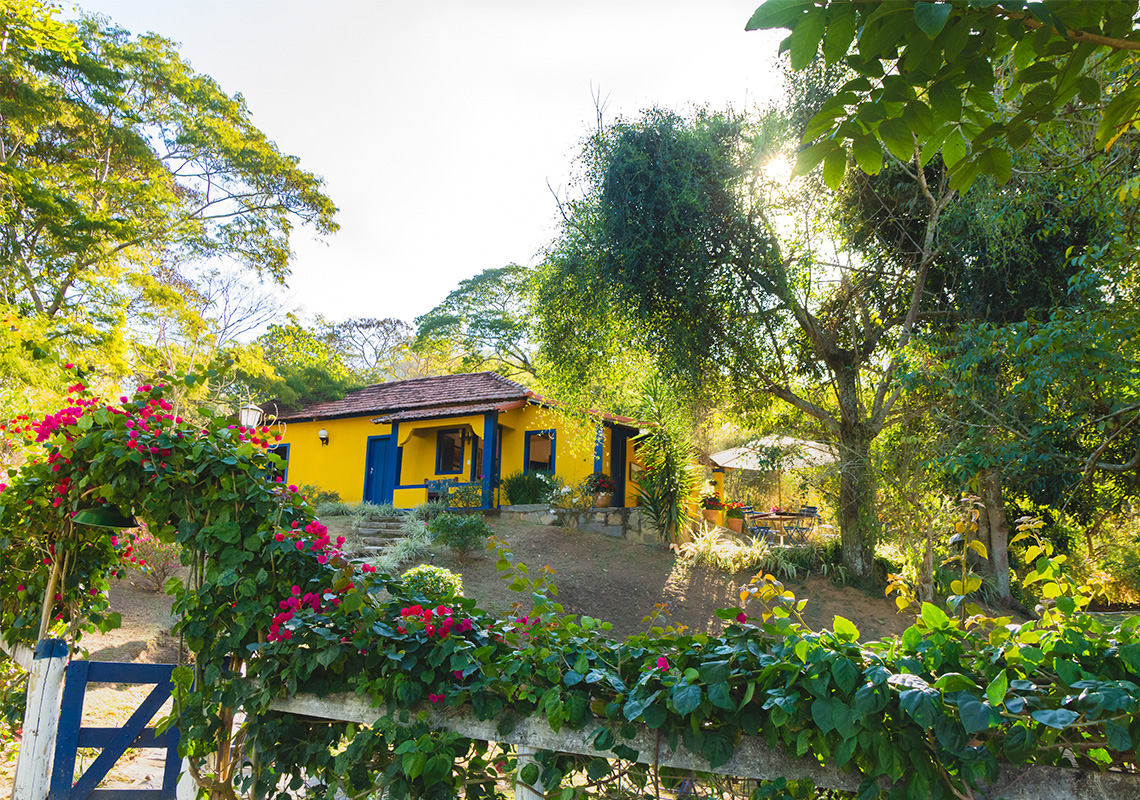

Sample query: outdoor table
[745,512,816,545]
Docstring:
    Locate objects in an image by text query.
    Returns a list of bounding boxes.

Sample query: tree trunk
[837,430,877,583]
[919,521,935,602]
[980,469,1011,603]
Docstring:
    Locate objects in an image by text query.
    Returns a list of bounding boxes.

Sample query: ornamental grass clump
[401,564,463,602]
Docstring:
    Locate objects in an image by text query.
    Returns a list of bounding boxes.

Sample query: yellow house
[270,372,640,509]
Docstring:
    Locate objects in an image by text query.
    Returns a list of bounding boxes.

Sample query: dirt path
[421,516,914,642]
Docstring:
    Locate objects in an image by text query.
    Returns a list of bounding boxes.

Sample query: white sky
[70,1,785,326]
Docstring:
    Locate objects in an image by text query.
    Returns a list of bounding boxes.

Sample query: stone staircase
[354,516,406,556]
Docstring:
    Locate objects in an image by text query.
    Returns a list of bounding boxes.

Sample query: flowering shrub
[724,502,747,520]
[401,564,463,601]
[123,527,182,593]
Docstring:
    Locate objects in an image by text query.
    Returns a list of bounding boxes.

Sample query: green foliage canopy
[413,264,537,381]
[747,0,1140,190]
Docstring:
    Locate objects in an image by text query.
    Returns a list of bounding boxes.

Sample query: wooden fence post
[514,746,544,800]
[12,638,68,800]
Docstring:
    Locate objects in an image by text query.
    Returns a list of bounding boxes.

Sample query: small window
[268,443,290,481]
[525,430,555,474]
[436,429,465,474]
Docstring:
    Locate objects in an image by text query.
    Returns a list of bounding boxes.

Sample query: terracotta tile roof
[373,399,528,424]
[276,372,529,422]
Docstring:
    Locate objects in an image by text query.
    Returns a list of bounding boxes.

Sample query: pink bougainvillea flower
[428,693,444,703]
[274,533,285,542]
[736,612,747,623]
[657,656,669,670]
[453,670,464,679]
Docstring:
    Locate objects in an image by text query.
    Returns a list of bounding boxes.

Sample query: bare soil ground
[419,516,913,642]
[2,516,915,794]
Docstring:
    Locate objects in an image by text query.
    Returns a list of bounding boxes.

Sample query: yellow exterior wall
[497,404,595,489]
[275,403,640,509]
[275,416,393,502]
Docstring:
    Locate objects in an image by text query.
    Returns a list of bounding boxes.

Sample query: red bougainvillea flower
[657,656,669,670]
[428,693,444,703]
[736,612,747,623]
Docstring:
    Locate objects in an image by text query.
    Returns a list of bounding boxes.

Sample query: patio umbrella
[710,437,837,507]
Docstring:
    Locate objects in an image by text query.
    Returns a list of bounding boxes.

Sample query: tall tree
[536,107,949,581]
[750,0,1140,597]
[413,264,538,381]
[0,11,337,405]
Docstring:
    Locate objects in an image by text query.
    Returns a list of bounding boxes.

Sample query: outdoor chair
[798,505,819,520]
[425,479,455,506]
[784,525,812,546]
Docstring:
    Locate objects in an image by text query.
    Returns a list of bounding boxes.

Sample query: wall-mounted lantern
[318,428,329,446]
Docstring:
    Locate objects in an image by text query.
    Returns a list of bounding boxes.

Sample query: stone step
[356,521,404,532]
[356,529,403,539]
[357,544,393,554]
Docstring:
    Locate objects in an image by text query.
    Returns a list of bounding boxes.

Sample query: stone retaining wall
[498,504,663,546]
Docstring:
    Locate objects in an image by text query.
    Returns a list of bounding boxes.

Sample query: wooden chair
[425,479,455,506]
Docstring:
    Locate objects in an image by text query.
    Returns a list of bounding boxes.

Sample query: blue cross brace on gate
[50,661,182,800]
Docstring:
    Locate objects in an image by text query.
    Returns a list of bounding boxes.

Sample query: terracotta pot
[702,509,719,524]
[727,517,743,534]
[594,492,613,508]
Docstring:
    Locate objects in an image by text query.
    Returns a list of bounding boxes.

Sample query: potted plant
[700,494,724,524]
[725,503,746,534]
[584,472,618,507]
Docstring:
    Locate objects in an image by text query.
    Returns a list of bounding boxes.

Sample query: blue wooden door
[364,436,392,504]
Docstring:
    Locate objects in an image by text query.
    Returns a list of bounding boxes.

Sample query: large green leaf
[914,2,952,38]
[672,681,703,715]
[878,117,915,162]
[1031,708,1079,729]
[823,1,857,64]
[788,9,827,69]
[745,0,814,31]
[958,695,999,733]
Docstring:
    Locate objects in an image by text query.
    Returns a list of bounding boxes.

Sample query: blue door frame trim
[386,422,400,496]
[51,661,182,800]
[593,426,605,474]
[481,412,496,507]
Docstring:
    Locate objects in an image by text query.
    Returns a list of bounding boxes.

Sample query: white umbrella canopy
[710,437,838,510]
[710,437,838,472]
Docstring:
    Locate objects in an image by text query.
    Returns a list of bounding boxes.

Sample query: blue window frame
[267,443,290,481]
[436,428,465,475]
[524,430,556,474]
